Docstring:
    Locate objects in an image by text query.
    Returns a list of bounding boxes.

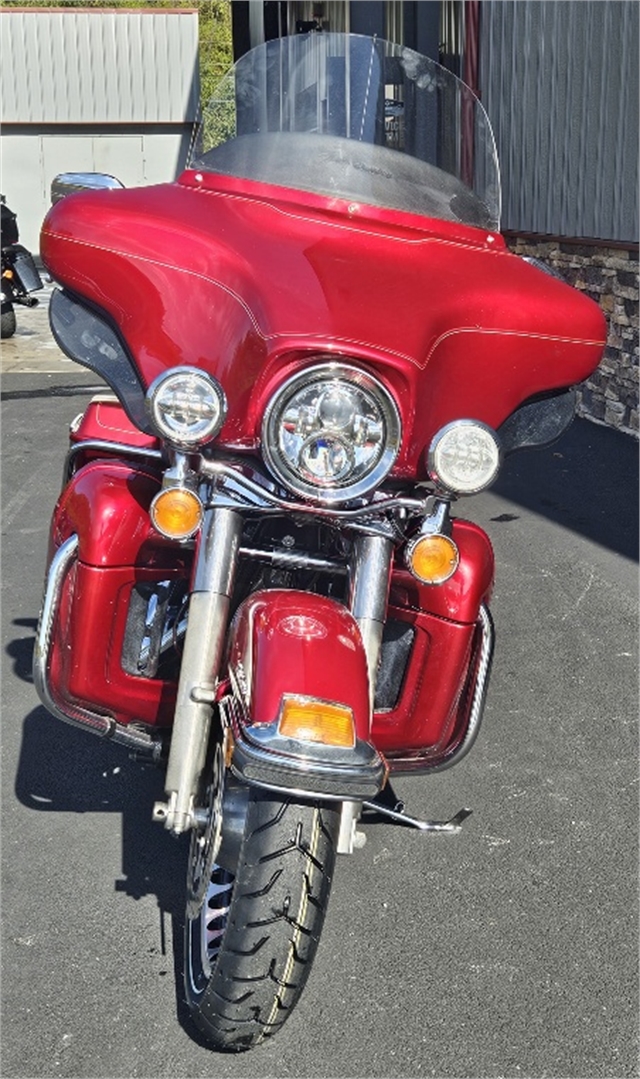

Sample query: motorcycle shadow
[6,617,38,683]
[492,417,639,561]
[13,703,212,1046]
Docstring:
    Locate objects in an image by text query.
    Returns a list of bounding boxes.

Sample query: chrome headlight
[146,366,227,447]
[262,363,401,504]
[428,420,501,494]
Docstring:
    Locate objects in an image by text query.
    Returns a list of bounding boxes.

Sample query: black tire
[1,303,16,339]
[185,792,339,1051]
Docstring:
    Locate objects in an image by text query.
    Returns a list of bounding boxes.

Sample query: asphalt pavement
[1,294,638,1078]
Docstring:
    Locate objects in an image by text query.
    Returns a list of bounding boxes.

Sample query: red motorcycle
[35,33,605,1051]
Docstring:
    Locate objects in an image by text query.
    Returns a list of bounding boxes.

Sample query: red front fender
[228,590,371,736]
[226,590,386,800]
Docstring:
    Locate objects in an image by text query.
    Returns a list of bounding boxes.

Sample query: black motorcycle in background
[1,195,43,339]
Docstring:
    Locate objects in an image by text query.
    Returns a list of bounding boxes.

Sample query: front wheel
[1,303,16,339]
[185,790,340,1051]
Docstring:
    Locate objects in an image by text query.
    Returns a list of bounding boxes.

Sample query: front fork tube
[153,507,243,835]
[349,533,394,708]
[339,534,393,850]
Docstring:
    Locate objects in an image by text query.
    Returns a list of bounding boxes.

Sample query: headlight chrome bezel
[261,362,402,504]
[428,419,502,495]
[146,366,227,448]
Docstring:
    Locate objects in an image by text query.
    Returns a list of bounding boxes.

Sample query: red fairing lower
[227,590,372,740]
[50,561,181,727]
[47,458,187,728]
[373,519,494,761]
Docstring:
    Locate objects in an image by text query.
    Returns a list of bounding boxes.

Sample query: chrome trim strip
[198,456,428,521]
[33,535,163,759]
[225,698,386,801]
[64,438,163,485]
[230,741,385,802]
[238,545,347,574]
[385,603,494,774]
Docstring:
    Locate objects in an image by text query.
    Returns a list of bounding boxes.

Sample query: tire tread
[186,794,339,1050]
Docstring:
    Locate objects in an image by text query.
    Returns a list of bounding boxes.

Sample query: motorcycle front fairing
[41,34,604,463]
[41,172,605,464]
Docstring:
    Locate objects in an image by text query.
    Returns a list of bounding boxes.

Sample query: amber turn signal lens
[406,533,459,585]
[279,697,356,748]
[150,487,203,540]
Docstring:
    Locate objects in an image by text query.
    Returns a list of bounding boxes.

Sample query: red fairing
[49,562,180,727]
[70,397,160,450]
[47,460,188,728]
[372,517,494,760]
[373,612,476,759]
[51,460,168,568]
[392,517,495,624]
[227,590,372,740]
[41,174,606,476]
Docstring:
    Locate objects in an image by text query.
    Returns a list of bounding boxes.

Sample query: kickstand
[362,781,472,834]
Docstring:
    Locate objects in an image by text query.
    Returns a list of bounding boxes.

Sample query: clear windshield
[190,33,501,232]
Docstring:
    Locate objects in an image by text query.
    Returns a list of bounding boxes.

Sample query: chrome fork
[153,506,243,835]
[349,533,394,706]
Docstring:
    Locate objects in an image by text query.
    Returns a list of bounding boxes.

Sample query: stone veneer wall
[505,236,639,437]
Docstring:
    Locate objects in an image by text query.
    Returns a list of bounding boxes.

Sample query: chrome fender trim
[33,534,163,760]
[223,697,386,802]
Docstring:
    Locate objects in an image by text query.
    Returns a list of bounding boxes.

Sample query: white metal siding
[1,9,199,124]
[3,129,193,253]
[1,9,199,253]
[480,0,639,242]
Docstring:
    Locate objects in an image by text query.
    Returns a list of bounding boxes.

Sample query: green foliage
[198,0,233,105]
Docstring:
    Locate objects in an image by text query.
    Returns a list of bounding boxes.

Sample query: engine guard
[225,590,387,801]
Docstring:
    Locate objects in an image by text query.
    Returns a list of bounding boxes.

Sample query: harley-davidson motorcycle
[1,194,43,338]
[35,33,606,1050]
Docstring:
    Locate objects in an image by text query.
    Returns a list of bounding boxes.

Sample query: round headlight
[146,367,226,447]
[428,420,501,494]
[262,363,401,504]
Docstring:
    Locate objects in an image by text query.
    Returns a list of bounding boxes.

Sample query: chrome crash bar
[33,535,164,760]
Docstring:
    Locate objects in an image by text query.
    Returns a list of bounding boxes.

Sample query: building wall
[1,8,199,253]
[480,0,639,436]
[507,237,639,436]
[480,0,638,242]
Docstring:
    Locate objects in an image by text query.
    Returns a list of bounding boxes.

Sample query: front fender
[226,590,386,800]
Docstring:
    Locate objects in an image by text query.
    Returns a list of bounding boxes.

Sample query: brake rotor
[186,737,226,919]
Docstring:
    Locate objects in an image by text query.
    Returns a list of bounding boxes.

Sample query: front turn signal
[406,532,459,585]
[150,487,203,540]
[279,696,356,748]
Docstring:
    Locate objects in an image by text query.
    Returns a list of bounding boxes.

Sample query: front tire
[185,791,339,1051]
[1,303,16,339]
